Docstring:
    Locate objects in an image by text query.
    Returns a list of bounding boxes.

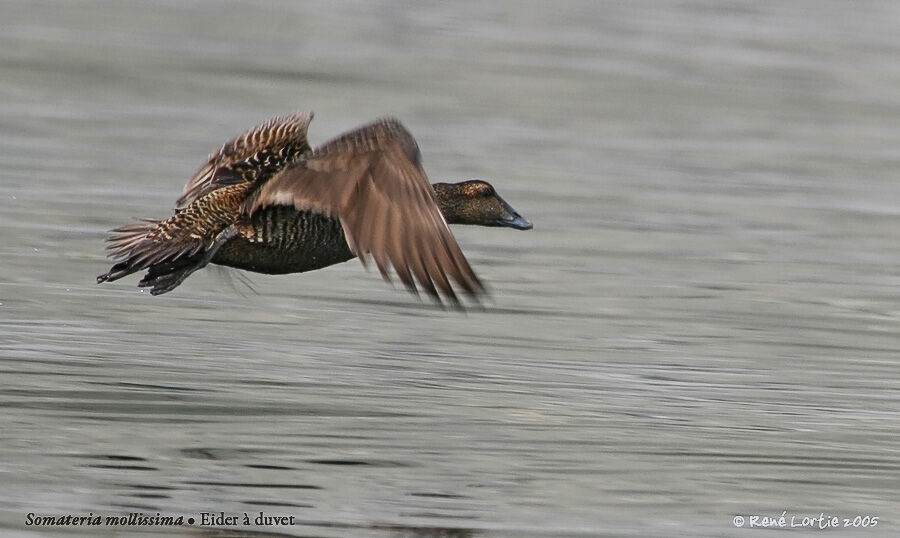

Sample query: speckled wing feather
[243,118,484,306]
[105,183,252,271]
[176,112,314,209]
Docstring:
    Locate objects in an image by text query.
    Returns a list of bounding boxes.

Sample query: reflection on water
[2,1,900,536]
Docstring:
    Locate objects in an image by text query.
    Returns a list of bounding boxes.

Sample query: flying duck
[97,112,532,307]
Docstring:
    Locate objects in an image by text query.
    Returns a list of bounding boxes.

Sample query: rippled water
[2,1,900,536]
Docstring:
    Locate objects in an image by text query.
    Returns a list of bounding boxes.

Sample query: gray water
[2,1,900,536]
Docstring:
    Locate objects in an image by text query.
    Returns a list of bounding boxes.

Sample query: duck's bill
[497,214,533,230]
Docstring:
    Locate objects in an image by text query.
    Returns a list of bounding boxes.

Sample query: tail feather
[98,183,247,294]
[104,218,204,267]
[96,217,206,292]
[103,218,160,257]
[97,219,161,283]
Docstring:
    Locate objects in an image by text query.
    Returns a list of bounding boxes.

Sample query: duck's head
[432,180,533,230]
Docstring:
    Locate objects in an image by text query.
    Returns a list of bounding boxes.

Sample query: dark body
[213,206,353,274]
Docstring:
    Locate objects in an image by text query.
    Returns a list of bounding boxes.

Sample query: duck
[97,112,532,307]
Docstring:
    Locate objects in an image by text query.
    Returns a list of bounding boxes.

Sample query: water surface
[2,1,900,536]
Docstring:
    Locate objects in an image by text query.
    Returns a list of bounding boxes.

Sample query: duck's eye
[480,186,494,197]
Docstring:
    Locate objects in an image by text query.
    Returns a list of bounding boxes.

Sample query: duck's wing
[243,117,484,307]
[176,112,314,209]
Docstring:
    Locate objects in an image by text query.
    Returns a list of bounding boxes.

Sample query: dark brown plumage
[97,112,532,307]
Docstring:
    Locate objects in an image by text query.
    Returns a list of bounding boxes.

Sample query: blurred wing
[244,118,484,306]
[176,111,314,209]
